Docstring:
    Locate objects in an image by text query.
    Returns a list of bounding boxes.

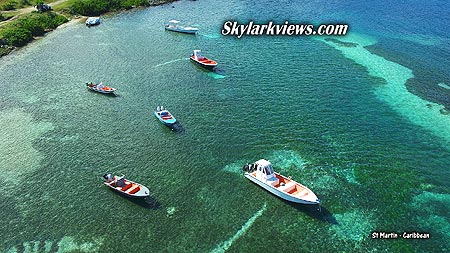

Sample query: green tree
[1,26,33,46]
[1,0,18,11]
[70,0,150,16]
[20,0,31,7]
[17,17,45,36]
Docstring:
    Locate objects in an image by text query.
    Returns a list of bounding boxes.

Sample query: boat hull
[165,26,197,34]
[87,86,116,94]
[86,82,117,95]
[104,180,150,198]
[190,57,216,70]
[244,173,320,205]
[154,111,176,125]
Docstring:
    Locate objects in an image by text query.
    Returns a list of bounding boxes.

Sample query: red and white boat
[86,82,117,95]
[190,50,217,70]
[103,173,150,198]
[243,159,320,205]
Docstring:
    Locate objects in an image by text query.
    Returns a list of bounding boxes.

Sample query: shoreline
[0,0,177,59]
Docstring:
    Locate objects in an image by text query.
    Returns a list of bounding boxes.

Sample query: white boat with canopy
[190,50,217,70]
[243,159,320,205]
[165,20,198,34]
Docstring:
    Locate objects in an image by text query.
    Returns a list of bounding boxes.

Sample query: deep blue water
[0,0,449,252]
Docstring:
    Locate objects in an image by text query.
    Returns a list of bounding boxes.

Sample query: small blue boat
[154,106,177,126]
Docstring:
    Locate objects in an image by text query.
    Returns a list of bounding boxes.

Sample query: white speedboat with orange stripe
[103,173,150,198]
[86,82,117,95]
[243,159,320,205]
[190,50,217,70]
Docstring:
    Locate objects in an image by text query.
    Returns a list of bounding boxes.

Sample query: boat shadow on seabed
[127,195,162,210]
[168,121,186,134]
[283,200,338,225]
[191,63,226,77]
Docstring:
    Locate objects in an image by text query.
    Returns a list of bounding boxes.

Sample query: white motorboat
[86,17,100,27]
[154,105,177,126]
[103,173,150,198]
[165,20,198,34]
[86,82,117,95]
[243,159,320,205]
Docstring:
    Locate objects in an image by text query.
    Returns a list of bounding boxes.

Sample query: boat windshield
[264,165,274,175]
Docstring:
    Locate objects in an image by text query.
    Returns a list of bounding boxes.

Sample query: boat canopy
[255,159,275,176]
[193,50,203,60]
[168,20,180,23]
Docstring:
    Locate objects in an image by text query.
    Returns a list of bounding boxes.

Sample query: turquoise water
[1,0,449,252]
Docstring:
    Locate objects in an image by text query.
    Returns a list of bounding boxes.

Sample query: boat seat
[267,177,279,187]
[121,183,133,191]
[129,186,140,194]
[296,189,309,197]
[278,182,296,192]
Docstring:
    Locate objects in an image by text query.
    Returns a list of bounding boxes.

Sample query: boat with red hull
[190,50,217,70]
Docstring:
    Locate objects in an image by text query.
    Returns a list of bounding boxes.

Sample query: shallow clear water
[1,0,449,252]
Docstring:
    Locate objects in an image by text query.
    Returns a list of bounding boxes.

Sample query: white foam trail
[207,72,226,79]
[201,34,221,39]
[438,83,450,90]
[211,203,267,253]
[153,58,189,68]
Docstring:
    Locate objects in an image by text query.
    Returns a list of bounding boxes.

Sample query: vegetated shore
[0,0,177,58]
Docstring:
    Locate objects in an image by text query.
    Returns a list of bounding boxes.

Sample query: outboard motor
[161,105,164,111]
[242,164,249,172]
[103,173,113,182]
[157,106,161,111]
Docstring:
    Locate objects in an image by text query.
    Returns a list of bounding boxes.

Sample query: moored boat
[86,82,117,95]
[103,173,150,198]
[154,106,177,126]
[243,159,320,205]
[86,17,100,27]
[190,50,217,70]
[165,20,198,34]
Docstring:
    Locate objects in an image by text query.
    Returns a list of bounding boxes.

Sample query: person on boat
[103,173,114,182]
[116,178,125,187]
